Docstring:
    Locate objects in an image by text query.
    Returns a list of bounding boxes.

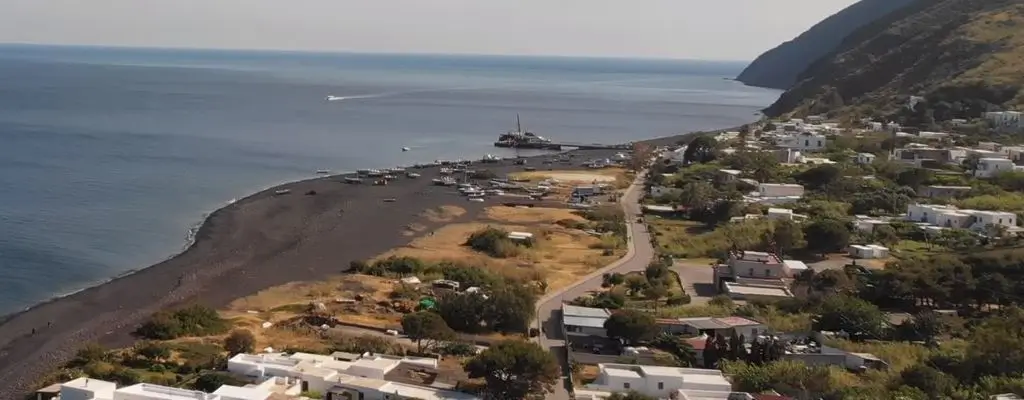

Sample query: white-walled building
[985,111,1023,129]
[906,204,1018,233]
[757,183,804,198]
[975,157,1023,178]
[584,364,733,399]
[562,304,611,338]
[56,378,277,400]
[776,133,828,152]
[855,153,876,165]
[848,244,890,259]
[226,352,459,398]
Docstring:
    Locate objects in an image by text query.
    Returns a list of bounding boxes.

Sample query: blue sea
[0,45,781,315]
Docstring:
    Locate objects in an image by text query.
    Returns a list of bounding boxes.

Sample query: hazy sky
[3,0,859,61]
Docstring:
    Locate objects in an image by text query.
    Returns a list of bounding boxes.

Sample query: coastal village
[11,0,1024,398]
[32,105,1024,400]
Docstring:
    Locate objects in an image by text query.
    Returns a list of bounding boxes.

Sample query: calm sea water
[0,45,781,314]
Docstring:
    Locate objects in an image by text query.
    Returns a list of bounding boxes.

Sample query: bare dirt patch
[484,206,584,224]
[421,205,467,223]
[377,215,621,292]
[510,170,622,183]
[222,274,405,347]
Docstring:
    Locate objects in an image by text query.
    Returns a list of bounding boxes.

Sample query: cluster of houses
[561,302,889,400]
[40,352,476,400]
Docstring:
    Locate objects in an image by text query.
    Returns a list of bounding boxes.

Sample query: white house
[327,376,479,400]
[657,316,768,340]
[855,153,876,165]
[585,364,733,399]
[985,111,1023,129]
[776,133,828,152]
[562,304,611,337]
[975,157,1023,178]
[906,204,1018,233]
[757,183,804,198]
[853,215,890,233]
[56,378,278,400]
[848,244,890,259]
[227,352,446,396]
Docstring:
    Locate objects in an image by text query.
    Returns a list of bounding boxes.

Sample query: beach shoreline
[0,130,714,398]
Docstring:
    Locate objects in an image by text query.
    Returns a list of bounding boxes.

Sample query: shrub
[439,341,478,356]
[667,293,692,306]
[192,372,247,392]
[135,304,227,340]
[224,329,256,355]
[555,218,588,230]
[465,227,527,258]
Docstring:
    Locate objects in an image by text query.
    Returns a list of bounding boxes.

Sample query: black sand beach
[0,147,641,398]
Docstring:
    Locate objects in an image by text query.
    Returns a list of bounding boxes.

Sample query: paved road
[533,172,656,400]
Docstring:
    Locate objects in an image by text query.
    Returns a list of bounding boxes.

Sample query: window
[658,382,664,390]
[817,140,822,146]
[751,328,758,336]
[765,269,771,277]
[804,140,810,146]
[624,383,631,389]
[748,268,754,276]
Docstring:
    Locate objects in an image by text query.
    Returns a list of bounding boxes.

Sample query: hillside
[736,0,915,89]
[764,0,1024,120]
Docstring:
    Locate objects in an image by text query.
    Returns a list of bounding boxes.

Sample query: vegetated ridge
[736,0,916,90]
[764,0,1024,121]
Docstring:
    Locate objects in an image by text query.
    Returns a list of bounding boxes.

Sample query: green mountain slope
[764,0,1024,120]
[736,0,915,89]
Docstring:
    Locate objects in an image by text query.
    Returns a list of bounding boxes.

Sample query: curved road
[534,172,655,400]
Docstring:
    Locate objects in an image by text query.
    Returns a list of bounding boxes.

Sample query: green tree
[767,220,806,256]
[401,311,456,353]
[624,275,650,296]
[962,153,982,175]
[436,290,489,333]
[813,295,887,339]
[796,164,841,190]
[604,309,659,345]
[651,333,697,367]
[968,307,1024,377]
[803,219,851,256]
[464,340,560,400]
[683,136,718,164]
[678,181,715,210]
[192,372,247,392]
[224,329,256,355]
[900,364,957,399]
[643,283,670,310]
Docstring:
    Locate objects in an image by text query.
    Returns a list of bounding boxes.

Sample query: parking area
[671,262,718,304]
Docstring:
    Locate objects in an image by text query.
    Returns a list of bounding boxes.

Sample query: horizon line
[0,41,753,64]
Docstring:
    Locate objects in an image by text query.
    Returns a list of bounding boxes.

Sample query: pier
[496,141,632,151]
[548,142,632,150]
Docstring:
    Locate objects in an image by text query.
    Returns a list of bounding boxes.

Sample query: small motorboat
[274,189,291,195]
[402,147,411,152]
[344,177,363,184]
[315,169,330,174]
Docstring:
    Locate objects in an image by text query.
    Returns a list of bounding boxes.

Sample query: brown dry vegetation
[379,206,622,291]
[215,204,622,347]
[221,274,403,347]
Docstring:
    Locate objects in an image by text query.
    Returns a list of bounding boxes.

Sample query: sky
[3,0,860,61]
